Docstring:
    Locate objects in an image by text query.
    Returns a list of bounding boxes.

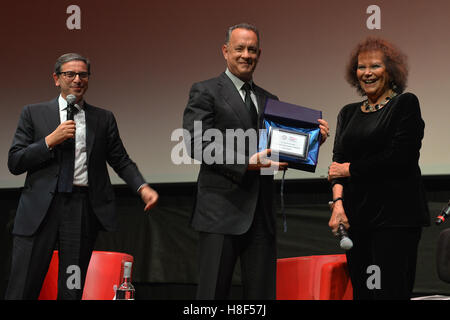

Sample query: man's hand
[45,120,76,148]
[139,185,159,211]
[318,119,330,145]
[247,149,288,171]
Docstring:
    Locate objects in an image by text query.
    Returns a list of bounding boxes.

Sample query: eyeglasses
[58,71,90,80]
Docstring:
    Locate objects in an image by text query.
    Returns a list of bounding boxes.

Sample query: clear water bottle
[115,261,135,300]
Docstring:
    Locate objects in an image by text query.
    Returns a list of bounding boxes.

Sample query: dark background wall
[2,176,450,299]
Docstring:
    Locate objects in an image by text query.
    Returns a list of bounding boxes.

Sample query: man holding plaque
[183,23,329,299]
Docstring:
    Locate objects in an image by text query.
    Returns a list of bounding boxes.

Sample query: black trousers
[196,198,277,300]
[5,190,100,300]
[346,226,422,300]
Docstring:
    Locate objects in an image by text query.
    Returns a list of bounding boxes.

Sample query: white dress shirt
[53,96,148,192]
[58,95,88,186]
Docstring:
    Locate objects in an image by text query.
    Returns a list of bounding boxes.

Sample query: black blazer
[183,72,278,235]
[8,98,146,236]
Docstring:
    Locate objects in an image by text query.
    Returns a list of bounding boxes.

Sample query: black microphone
[435,201,450,225]
[66,94,76,121]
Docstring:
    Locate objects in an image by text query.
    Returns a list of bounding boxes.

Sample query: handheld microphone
[435,201,450,225]
[328,201,353,250]
[337,224,353,250]
[66,94,76,121]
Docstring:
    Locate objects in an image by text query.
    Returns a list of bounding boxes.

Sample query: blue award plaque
[259,98,322,172]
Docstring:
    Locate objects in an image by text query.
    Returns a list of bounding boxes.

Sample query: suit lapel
[254,86,268,115]
[44,98,61,133]
[254,85,269,129]
[84,103,97,163]
[218,73,253,129]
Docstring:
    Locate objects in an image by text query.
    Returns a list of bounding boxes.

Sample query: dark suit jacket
[8,98,146,236]
[183,72,278,235]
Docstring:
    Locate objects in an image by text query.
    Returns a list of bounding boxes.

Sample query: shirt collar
[225,68,254,92]
[58,94,84,112]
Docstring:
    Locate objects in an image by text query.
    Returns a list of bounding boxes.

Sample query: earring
[391,81,398,92]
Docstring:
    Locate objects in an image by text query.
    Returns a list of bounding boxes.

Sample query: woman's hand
[328,162,350,181]
[328,200,350,235]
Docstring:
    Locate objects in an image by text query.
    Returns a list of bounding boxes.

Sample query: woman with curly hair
[327,37,430,300]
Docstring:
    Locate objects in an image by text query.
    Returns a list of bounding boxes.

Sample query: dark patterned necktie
[57,105,78,193]
[242,82,258,128]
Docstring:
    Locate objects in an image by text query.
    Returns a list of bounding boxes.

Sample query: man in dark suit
[183,23,330,299]
[5,53,158,299]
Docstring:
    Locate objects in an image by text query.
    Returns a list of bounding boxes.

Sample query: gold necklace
[363,91,397,112]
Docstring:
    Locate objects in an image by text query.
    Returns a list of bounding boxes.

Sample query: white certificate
[269,128,309,160]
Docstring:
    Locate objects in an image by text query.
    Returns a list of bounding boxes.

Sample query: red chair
[38,250,59,300]
[38,250,134,300]
[276,254,353,300]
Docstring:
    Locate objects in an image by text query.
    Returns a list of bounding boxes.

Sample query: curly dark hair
[345,37,408,96]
